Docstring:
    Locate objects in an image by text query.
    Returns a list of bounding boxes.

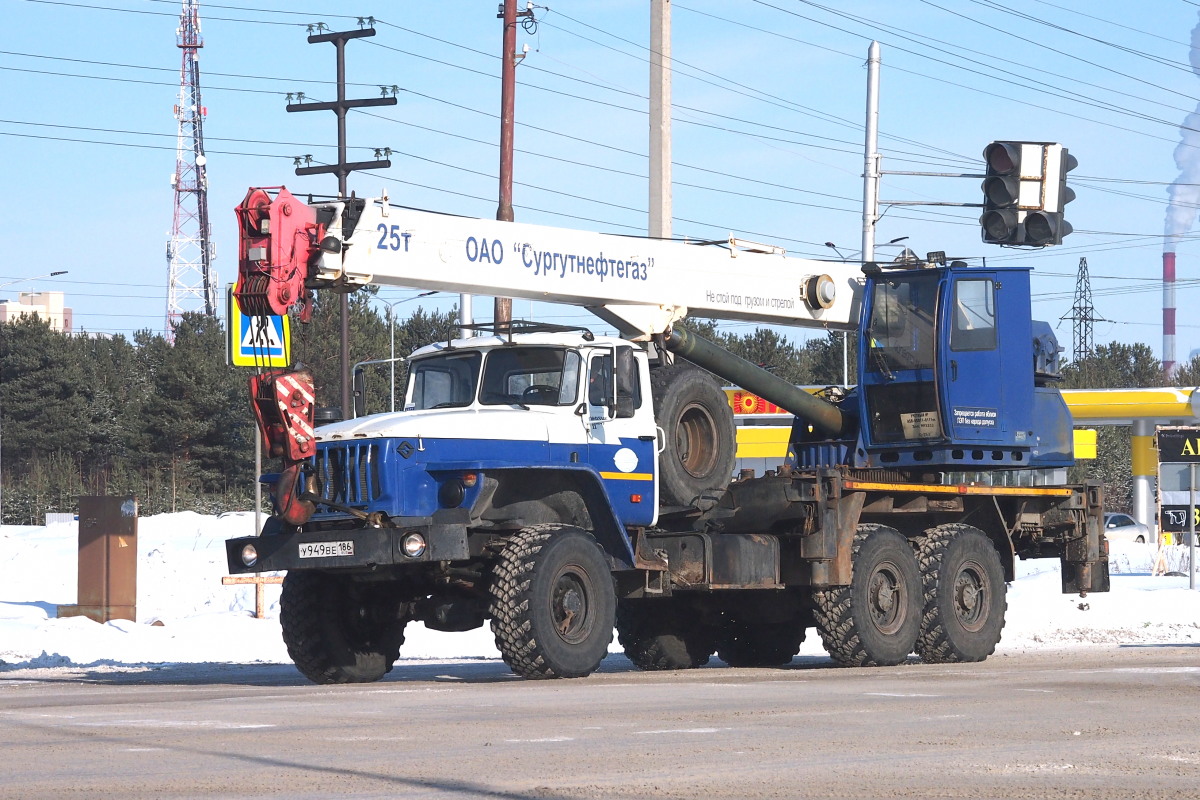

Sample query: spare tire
[651,364,736,509]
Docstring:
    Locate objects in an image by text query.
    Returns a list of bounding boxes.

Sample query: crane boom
[235,188,863,337]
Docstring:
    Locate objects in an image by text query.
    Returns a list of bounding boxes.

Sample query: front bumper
[226,517,470,574]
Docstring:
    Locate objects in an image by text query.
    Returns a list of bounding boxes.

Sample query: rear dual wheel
[717,622,805,668]
[813,525,921,667]
[617,598,714,671]
[914,524,1007,663]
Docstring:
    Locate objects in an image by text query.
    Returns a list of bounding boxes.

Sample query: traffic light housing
[1025,145,1076,246]
[980,142,1075,246]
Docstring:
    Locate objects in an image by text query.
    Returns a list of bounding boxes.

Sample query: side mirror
[615,395,635,419]
[614,346,638,419]
[352,368,367,418]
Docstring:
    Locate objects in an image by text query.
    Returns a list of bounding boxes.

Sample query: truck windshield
[866,274,939,373]
[407,351,482,410]
[480,347,582,406]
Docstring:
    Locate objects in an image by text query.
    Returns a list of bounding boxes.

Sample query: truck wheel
[914,524,1007,663]
[617,598,713,670]
[813,524,922,667]
[717,623,805,667]
[651,365,736,510]
[489,524,616,679]
[280,571,408,684]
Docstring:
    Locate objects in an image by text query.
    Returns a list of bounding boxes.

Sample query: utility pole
[649,0,672,240]
[288,21,395,418]
[861,41,881,264]
[165,0,217,339]
[495,0,534,325]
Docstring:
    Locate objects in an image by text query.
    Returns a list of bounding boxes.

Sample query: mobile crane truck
[226,185,1108,683]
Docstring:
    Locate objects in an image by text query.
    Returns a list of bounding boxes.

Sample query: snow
[1,512,1198,675]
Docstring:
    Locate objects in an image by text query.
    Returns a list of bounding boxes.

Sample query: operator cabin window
[951,279,998,351]
[408,352,482,409]
[864,274,941,443]
[867,274,938,372]
[480,348,582,406]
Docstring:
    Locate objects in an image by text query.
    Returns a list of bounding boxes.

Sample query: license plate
[298,540,354,559]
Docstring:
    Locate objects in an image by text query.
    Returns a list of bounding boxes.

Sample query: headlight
[438,479,465,508]
[240,544,258,567]
[401,532,427,558]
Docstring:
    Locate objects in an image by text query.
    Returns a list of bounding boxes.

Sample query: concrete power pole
[861,41,881,264]
[649,0,672,240]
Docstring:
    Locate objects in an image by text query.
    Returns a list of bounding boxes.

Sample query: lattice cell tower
[165,0,216,337]
[1062,256,1104,363]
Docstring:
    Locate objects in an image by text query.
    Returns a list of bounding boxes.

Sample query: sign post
[225,284,292,616]
[1154,426,1199,585]
[227,282,291,368]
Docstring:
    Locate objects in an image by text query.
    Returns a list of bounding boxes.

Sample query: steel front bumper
[226,518,470,574]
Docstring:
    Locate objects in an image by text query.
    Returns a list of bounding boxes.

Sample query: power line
[749,0,1200,149]
[964,0,1191,74]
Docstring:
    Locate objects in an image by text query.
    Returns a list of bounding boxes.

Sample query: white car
[1103,512,1153,544]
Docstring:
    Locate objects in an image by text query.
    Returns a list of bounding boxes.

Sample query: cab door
[585,347,656,525]
[941,274,1007,444]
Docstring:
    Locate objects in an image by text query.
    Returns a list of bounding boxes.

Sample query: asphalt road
[1,646,1198,799]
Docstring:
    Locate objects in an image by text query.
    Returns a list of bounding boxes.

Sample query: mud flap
[803,470,864,588]
[1061,482,1110,595]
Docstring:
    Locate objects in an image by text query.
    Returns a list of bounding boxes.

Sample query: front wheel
[914,524,1007,663]
[489,524,616,679]
[813,524,922,667]
[280,571,408,685]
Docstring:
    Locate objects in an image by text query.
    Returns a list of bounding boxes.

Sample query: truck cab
[308,325,659,538]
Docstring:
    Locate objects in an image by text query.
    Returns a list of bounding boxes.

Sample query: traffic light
[980,142,1025,244]
[979,142,1076,246]
[1024,145,1076,246]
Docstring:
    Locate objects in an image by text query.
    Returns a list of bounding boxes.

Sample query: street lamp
[0,270,68,293]
[373,291,438,412]
[0,270,69,525]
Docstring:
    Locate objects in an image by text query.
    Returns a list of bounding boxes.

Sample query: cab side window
[588,355,612,406]
[951,279,997,351]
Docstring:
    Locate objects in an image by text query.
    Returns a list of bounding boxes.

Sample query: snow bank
[1,515,1197,672]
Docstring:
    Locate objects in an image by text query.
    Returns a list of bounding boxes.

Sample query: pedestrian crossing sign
[227,282,291,368]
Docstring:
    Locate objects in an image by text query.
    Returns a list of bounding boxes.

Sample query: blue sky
[2,0,1198,364]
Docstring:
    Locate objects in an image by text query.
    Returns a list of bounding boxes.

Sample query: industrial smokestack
[1163,14,1200,380]
[1164,251,1177,377]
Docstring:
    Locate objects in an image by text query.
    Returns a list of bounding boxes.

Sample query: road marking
[1155,754,1200,764]
[635,728,728,735]
[1105,666,1200,674]
[864,692,941,697]
[504,737,574,743]
[71,720,274,729]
